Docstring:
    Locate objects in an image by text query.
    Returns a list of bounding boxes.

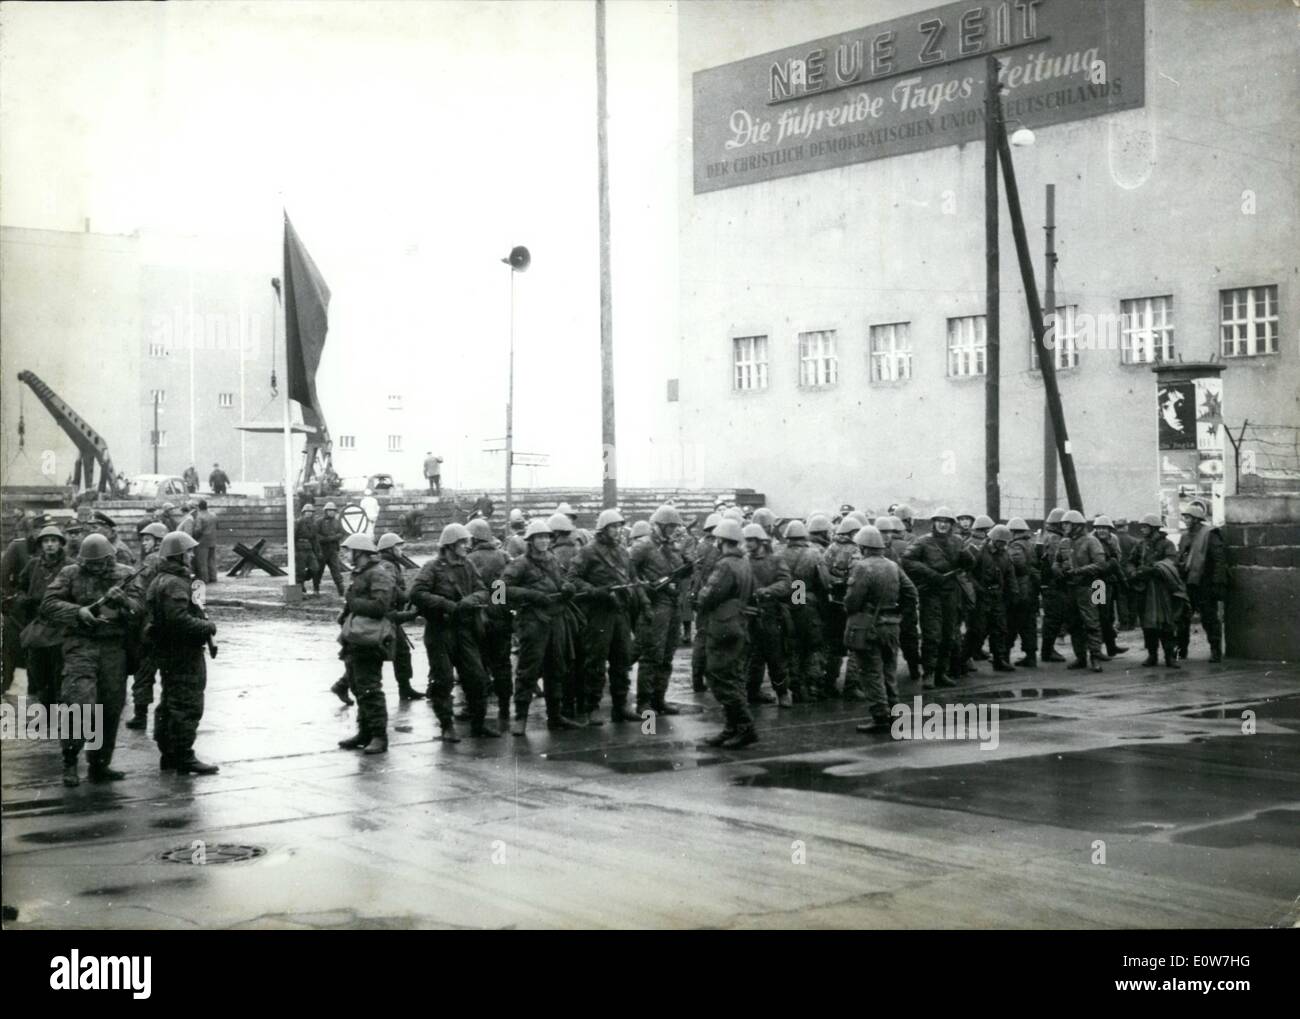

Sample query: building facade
[674,0,1298,520]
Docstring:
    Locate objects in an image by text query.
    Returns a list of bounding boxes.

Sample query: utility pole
[1042,184,1059,513]
[984,54,1001,521]
[996,114,1083,511]
[152,391,160,473]
[596,0,617,510]
[505,266,515,522]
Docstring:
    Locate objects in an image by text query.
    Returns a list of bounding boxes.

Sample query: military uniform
[1125,533,1186,664]
[41,559,142,777]
[1007,535,1040,663]
[467,538,514,720]
[820,539,860,695]
[631,533,686,711]
[1177,523,1227,660]
[744,543,792,702]
[16,549,68,707]
[314,513,346,595]
[698,545,755,739]
[145,559,217,768]
[551,532,585,719]
[1053,532,1107,665]
[966,541,1015,668]
[126,550,164,719]
[1,535,36,691]
[902,532,974,687]
[883,533,921,680]
[569,534,642,719]
[340,556,396,743]
[1039,528,1068,660]
[1096,531,1127,655]
[689,536,722,691]
[378,548,420,698]
[501,546,575,727]
[844,554,918,724]
[410,551,493,732]
[294,513,321,589]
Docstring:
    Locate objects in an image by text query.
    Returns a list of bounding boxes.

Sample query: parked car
[125,474,189,499]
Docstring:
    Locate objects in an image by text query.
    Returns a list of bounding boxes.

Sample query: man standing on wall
[423,452,443,495]
[209,462,230,495]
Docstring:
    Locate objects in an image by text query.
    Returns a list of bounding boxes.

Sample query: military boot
[62,761,80,787]
[652,697,681,716]
[776,690,794,708]
[1015,655,1037,668]
[398,682,425,702]
[510,710,528,737]
[87,765,126,783]
[159,754,177,771]
[363,736,388,754]
[498,707,512,732]
[721,726,759,749]
[1089,653,1103,673]
[547,714,583,731]
[439,719,462,743]
[125,704,149,730]
[338,733,368,750]
[1142,652,1159,667]
[702,728,736,748]
[692,674,707,693]
[470,719,500,738]
[611,700,641,723]
[177,755,220,775]
[992,659,1016,673]
[330,677,354,706]
[1164,652,1181,669]
[1041,641,1067,663]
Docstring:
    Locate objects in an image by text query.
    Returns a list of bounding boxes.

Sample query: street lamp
[1010,125,1036,147]
[501,246,530,522]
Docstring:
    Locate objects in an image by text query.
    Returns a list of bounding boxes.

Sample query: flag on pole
[282,214,330,419]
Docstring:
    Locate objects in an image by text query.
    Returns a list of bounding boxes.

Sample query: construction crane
[16,370,120,494]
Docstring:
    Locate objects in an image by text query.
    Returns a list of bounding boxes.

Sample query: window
[150,389,166,405]
[1120,295,1174,364]
[869,322,912,382]
[947,315,986,377]
[218,392,234,408]
[149,342,167,358]
[798,329,838,387]
[666,379,679,402]
[387,435,402,452]
[152,430,168,448]
[1221,285,1278,357]
[387,394,403,410]
[733,335,769,391]
[338,435,356,450]
[1033,305,1080,370]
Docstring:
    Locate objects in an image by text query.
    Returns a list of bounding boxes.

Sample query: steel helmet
[722,507,745,522]
[323,502,337,512]
[509,508,526,524]
[956,511,975,523]
[555,502,575,517]
[806,513,831,534]
[783,520,808,540]
[713,519,743,543]
[973,514,994,531]
[843,511,866,529]
[596,508,625,530]
[160,531,199,557]
[703,512,721,532]
[1092,515,1113,530]
[895,504,915,522]
[839,503,855,514]
[1113,517,1129,527]
[466,518,493,542]
[439,523,471,546]
[629,520,652,540]
[524,519,553,540]
[140,521,169,540]
[834,517,859,536]
[1007,517,1029,532]
[988,524,1013,543]
[650,504,683,527]
[751,507,776,532]
[547,513,574,533]
[1045,507,1066,525]
[78,533,115,561]
[1062,510,1086,526]
[931,506,956,523]
[377,532,405,551]
[854,525,885,549]
[1181,504,1207,521]
[342,532,378,553]
[1140,513,1163,528]
[36,525,67,544]
[887,516,905,533]
[741,523,768,541]
[302,503,315,513]
[873,515,893,532]
[161,502,176,512]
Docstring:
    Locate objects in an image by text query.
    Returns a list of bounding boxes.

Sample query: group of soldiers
[327,496,1228,753]
[1,512,220,787]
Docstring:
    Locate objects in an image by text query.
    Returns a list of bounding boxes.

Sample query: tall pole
[1042,184,1059,513]
[984,54,1001,521]
[996,117,1084,511]
[275,276,296,586]
[596,0,617,509]
[153,391,160,473]
[505,267,514,522]
[188,267,197,471]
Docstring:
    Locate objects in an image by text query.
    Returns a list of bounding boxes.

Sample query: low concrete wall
[1223,493,1300,662]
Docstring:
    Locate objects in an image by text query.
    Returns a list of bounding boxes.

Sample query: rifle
[85,563,150,614]
[545,562,694,602]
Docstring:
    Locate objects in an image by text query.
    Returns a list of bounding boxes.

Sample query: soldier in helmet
[504,508,528,558]
[902,507,974,689]
[294,502,321,596]
[697,518,757,748]
[1038,508,1070,662]
[895,504,916,537]
[1091,516,1129,658]
[1125,514,1188,668]
[500,519,581,735]
[742,522,793,707]
[548,513,585,721]
[1006,518,1040,667]
[410,524,496,741]
[628,520,653,548]
[336,532,397,753]
[631,504,689,716]
[847,526,919,733]
[821,516,862,697]
[124,521,170,729]
[145,531,220,774]
[376,532,424,702]
[40,533,144,786]
[314,502,346,596]
[2,513,43,692]
[963,519,1015,672]
[466,517,513,730]
[686,513,724,693]
[1052,510,1107,672]
[16,524,70,708]
[777,519,827,702]
[1176,503,1226,662]
[570,507,645,724]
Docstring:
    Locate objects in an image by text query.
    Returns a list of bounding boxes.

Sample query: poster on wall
[1158,381,1197,450]
[1155,364,1225,528]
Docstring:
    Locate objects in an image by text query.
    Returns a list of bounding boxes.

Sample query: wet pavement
[3,608,1298,930]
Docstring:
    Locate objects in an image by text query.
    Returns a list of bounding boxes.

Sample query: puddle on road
[1173,808,1300,849]
[21,820,128,844]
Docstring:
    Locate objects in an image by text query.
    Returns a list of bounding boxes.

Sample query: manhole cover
[157,843,266,865]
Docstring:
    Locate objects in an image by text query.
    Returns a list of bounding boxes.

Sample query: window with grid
[153,430,168,448]
[387,435,402,452]
[339,435,356,450]
[869,322,912,382]
[947,315,986,377]
[1033,305,1080,370]
[1220,285,1278,357]
[148,342,167,357]
[150,389,166,404]
[798,329,838,387]
[732,335,769,391]
[218,392,234,408]
[1120,296,1174,364]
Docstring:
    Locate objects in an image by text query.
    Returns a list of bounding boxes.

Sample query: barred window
[869,322,912,382]
[338,435,356,450]
[1120,295,1174,364]
[1033,305,1079,370]
[150,389,166,404]
[148,342,167,358]
[947,315,986,377]
[732,335,769,391]
[387,434,402,452]
[1220,285,1278,357]
[218,392,234,408]
[798,329,838,387]
[153,430,168,448]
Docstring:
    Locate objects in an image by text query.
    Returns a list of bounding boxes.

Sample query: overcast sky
[0,0,679,490]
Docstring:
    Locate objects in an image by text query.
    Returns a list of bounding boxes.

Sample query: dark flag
[282,214,330,419]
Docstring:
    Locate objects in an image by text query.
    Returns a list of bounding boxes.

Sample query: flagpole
[274,257,296,591]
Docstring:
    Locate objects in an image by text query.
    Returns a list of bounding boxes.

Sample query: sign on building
[693,0,1145,193]
[1156,363,1225,527]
